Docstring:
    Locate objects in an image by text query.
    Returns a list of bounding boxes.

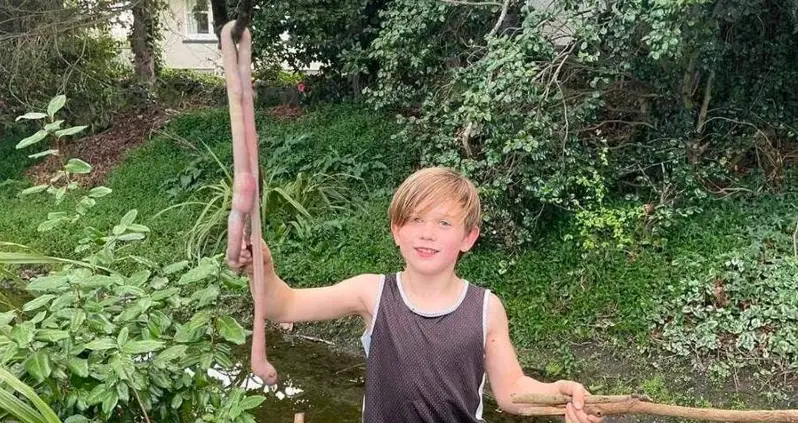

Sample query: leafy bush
[158,138,365,259]
[1,98,264,423]
[156,69,226,107]
[0,220,265,422]
[0,31,129,132]
[361,0,798,249]
[652,201,798,373]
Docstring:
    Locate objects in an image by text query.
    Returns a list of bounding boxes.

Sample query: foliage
[0,29,129,132]
[0,225,264,422]
[360,0,798,249]
[652,215,798,373]
[156,69,226,108]
[249,0,388,101]
[12,95,109,232]
[1,103,265,423]
[157,137,364,259]
[0,366,61,423]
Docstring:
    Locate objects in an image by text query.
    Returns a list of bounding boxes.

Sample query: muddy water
[216,329,552,423]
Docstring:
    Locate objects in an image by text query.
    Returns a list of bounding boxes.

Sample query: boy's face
[390,200,479,276]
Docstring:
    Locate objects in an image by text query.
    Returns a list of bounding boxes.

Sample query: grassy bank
[2,104,797,417]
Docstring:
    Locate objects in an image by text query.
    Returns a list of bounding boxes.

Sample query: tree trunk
[130,0,156,86]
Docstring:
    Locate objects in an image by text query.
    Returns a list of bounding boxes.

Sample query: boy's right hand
[227,237,275,277]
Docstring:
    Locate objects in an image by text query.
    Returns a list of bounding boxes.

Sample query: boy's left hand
[557,380,604,423]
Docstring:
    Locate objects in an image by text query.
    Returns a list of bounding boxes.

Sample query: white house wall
[160,0,222,73]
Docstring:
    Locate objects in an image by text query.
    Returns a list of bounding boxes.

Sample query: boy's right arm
[229,239,379,324]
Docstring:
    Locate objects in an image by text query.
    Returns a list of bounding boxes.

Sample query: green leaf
[87,384,108,405]
[19,184,49,195]
[117,327,129,346]
[116,298,152,322]
[38,216,67,232]
[29,310,47,325]
[151,287,180,302]
[116,382,129,402]
[55,125,88,138]
[171,394,183,409]
[24,351,51,381]
[178,263,216,285]
[47,95,66,117]
[75,197,96,215]
[22,294,56,312]
[64,158,92,174]
[118,232,145,242]
[70,309,86,331]
[114,285,146,298]
[85,338,117,351]
[35,329,70,343]
[128,224,150,233]
[50,292,76,311]
[44,120,65,132]
[163,260,189,275]
[0,311,15,327]
[87,313,116,334]
[47,211,67,220]
[191,284,220,307]
[173,325,199,343]
[102,390,119,415]
[216,316,246,345]
[65,415,91,423]
[10,322,34,347]
[28,149,59,159]
[112,225,127,237]
[16,130,49,149]
[122,340,165,355]
[129,270,152,287]
[27,274,69,293]
[16,112,47,121]
[239,395,266,410]
[153,345,188,367]
[188,310,213,331]
[121,210,138,226]
[88,186,112,198]
[67,357,89,378]
[79,275,118,289]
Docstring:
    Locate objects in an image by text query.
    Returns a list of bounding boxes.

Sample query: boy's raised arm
[484,293,602,423]
[229,239,379,324]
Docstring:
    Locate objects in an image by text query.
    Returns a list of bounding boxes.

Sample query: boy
[230,167,603,423]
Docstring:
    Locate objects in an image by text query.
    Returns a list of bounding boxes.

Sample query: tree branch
[487,0,511,38]
[440,0,503,6]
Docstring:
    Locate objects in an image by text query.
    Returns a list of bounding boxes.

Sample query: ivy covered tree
[358,0,798,249]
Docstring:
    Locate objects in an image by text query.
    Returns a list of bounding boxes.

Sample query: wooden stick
[512,393,798,422]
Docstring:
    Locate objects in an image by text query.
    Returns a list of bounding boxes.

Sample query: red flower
[297,82,306,93]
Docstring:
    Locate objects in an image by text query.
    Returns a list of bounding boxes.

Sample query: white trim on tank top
[396,271,470,317]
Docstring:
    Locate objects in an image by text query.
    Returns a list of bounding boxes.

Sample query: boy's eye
[440,220,451,227]
[411,217,423,223]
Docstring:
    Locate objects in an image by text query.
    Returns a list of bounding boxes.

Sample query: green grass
[2,103,797,353]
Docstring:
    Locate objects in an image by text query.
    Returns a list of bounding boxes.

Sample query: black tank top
[361,272,490,422]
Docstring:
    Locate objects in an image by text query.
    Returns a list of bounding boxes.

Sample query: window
[187,0,212,37]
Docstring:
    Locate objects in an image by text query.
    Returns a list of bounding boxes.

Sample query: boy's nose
[420,223,436,240]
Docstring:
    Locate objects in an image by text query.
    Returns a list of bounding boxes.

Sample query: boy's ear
[460,226,480,252]
[390,222,400,246]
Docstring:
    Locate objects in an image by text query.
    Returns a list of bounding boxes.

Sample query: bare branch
[440,0,503,6]
[487,0,511,38]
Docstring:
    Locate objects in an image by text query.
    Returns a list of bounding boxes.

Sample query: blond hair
[389,167,481,232]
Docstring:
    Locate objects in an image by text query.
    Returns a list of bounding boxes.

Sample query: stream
[217,329,549,423]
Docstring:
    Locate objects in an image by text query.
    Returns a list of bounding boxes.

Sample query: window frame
[185,0,215,41]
